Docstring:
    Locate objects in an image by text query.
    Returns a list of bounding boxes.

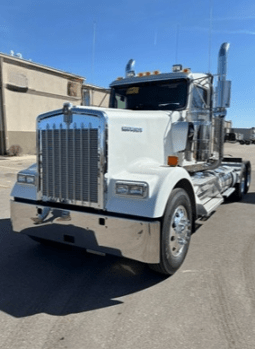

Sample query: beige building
[82,83,110,108]
[0,53,110,155]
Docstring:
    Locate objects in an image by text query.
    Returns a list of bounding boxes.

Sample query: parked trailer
[10,43,251,275]
[230,127,255,145]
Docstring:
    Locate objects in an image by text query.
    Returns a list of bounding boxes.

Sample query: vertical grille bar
[73,125,76,202]
[80,124,83,203]
[59,125,62,200]
[52,124,55,198]
[46,126,49,197]
[66,126,69,200]
[88,123,91,204]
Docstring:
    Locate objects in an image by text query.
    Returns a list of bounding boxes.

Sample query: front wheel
[149,188,193,275]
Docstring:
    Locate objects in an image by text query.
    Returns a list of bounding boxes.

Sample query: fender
[106,159,196,219]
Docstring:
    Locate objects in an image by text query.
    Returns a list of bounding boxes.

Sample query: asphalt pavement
[0,143,254,349]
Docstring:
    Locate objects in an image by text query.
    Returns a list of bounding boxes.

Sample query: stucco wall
[83,87,110,108]
[2,58,83,154]
[90,89,110,107]
[7,131,36,155]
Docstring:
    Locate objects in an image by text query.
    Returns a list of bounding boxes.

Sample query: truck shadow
[0,219,166,318]
[223,192,255,205]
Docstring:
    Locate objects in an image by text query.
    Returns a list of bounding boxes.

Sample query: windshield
[110,79,188,111]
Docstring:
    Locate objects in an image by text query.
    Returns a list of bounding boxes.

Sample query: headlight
[17,173,36,185]
[17,174,26,183]
[115,181,148,198]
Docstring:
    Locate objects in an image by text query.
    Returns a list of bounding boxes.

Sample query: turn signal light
[167,156,178,167]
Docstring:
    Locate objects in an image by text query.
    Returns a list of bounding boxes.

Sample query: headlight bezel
[115,181,148,199]
[17,173,36,185]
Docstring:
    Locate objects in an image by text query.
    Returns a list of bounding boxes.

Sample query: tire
[232,170,245,201]
[149,188,192,275]
[244,161,251,194]
[240,140,245,145]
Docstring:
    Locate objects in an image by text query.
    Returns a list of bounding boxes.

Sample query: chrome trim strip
[11,200,160,264]
[37,107,107,122]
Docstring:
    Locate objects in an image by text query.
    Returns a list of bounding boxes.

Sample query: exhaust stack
[218,42,230,82]
[125,59,136,78]
[216,43,231,111]
[208,42,231,171]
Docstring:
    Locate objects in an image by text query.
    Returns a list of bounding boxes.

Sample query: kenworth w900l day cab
[10,43,251,275]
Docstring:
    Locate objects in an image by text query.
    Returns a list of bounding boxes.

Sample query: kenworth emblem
[63,102,73,124]
[121,126,143,133]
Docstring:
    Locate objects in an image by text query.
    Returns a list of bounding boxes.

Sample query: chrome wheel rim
[169,205,191,257]
[246,171,251,189]
[241,175,245,194]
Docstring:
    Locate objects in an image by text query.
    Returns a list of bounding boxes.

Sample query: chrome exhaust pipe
[216,43,231,111]
[218,42,230,82]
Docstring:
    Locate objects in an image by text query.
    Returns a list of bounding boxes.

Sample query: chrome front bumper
[10,200,160,264]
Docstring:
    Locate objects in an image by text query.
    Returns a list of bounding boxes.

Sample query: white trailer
[230,127,255,145]
[10,43,251,275]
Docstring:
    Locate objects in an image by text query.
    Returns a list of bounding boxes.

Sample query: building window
[83,89,90,106]
[67,82,78,97]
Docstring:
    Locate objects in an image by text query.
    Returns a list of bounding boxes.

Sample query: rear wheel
[233,171,245,201]
[149,188,192,275]
[244,161,251,194]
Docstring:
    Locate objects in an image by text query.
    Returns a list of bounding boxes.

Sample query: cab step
[203,196,224,217]
[222,187,235,197]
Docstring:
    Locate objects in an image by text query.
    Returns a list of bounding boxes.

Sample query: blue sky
[1,0,255,127]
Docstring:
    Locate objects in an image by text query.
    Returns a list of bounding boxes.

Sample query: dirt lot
[0,143,254,349]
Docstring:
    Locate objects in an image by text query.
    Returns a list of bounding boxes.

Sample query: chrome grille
[41,126,99,205]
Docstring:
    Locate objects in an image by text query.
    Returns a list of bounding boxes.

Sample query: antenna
[175,25,180,63]
[154,29,157,46]
[208,0,213,72]
[91,20,96,84]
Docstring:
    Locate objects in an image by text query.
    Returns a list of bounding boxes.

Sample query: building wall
[1,57,83,154]
[83,87,110,108]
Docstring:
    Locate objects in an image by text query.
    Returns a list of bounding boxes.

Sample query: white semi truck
[10,43,251,275]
